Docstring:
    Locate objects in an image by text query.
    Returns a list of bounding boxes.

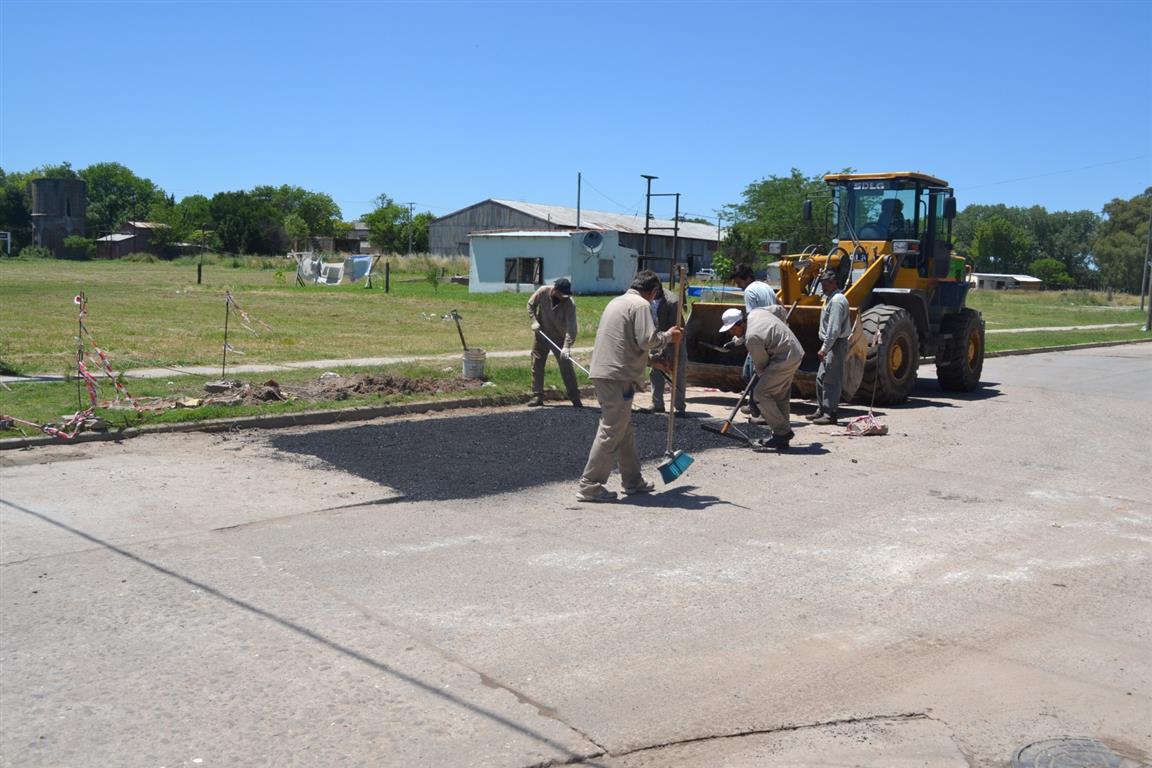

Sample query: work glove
[723,336,743,349]
[561,346,571,361]
[530,321,540,331]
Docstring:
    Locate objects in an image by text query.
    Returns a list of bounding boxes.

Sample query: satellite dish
[581,231,604,255]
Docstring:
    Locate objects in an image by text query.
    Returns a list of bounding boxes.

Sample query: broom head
[657,449,694,484]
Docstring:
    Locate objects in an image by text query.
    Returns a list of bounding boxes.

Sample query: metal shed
[432,199,722,274]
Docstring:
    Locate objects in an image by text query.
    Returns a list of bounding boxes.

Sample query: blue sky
[2,0,1148,223]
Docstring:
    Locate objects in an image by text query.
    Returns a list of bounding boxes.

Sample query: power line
[960,156,1149,192]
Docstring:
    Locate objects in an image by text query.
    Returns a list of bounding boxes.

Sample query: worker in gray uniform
[810,269,852,425]
[718,304,803,450]
[577,270,682,502]
[648,283,687,415]
[527,277,581,408]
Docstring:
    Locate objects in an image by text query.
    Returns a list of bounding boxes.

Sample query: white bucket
[462,348,486,379]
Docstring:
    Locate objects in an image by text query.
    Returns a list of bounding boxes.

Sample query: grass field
[1,257,1148,437]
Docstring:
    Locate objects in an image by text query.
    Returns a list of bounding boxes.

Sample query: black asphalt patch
[269,407,746,501]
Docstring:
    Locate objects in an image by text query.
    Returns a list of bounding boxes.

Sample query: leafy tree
[723,169,835,264]
[1029,257,1074,289]
[283,212,309,251]
[251,185,342,237]
[79,162,167,236]
[710,251,734,280]
[970,216,1034,273]
[363,194,431,254]
[1093,188,1151,294]
[209,190,284,255]
[0,168,33,253]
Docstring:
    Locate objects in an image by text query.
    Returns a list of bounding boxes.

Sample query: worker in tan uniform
[577,270,683,502]
[527,277,582,408]
[719,305,803,450]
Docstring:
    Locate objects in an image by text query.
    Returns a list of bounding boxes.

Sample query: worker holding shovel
[576,270,682,503]
[527,277,582,408]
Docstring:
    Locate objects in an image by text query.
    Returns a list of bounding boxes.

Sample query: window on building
[504,257,544,284]
[598,259,614,280]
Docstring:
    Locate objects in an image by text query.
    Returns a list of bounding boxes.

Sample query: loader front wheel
[857,305,918,405]
[936,308,984,392]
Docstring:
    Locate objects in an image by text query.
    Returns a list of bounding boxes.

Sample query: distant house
[95,221,166,259]
[970,273,1044,290]
[469,230,635,295]
[431,199,722,276]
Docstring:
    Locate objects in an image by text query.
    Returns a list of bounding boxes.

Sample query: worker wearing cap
[810,269,852,425]
[527,277,581,408]
[730,263,779,421]
[719,305,802,450]
[648,283,687,415]
[577,270,683,502]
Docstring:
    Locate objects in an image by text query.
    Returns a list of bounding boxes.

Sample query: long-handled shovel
[699,372,763,449]
[657,267,694,483]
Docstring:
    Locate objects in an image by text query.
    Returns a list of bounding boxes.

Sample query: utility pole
[406,202,416,256]
[641,174,657,272]
[1141,203,1151,315]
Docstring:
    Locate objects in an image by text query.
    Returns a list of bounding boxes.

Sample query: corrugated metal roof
[471,231,573,239]
[96,234,134,242]
[470,199,721,241]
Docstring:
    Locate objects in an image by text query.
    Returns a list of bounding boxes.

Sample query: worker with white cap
[718,303,803,450]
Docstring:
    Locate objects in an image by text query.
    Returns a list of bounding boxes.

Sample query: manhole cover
[1013,738,1148,768]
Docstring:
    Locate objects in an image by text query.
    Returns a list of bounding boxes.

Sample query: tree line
[720,169,1150,293]
[0,161,433,258]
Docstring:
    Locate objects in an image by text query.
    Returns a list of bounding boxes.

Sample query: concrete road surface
[1,344,1149,768]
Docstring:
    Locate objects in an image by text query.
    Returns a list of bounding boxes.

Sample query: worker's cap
[553,277,572,296]
[818,269,839,283]
[718,308,745,333]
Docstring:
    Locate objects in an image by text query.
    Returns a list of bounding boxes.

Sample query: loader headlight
[892,240,919,255]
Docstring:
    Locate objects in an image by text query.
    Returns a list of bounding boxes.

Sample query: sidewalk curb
[0,387,595,451]
[3,339,1149,451]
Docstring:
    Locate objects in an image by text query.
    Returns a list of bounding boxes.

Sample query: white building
[970,273,1044,290]
[468,230,636,294]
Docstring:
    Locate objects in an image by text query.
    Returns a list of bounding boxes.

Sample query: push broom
[657,266,694,483]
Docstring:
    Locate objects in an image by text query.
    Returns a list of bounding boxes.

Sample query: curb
[984,336,1151,358]
[0,387,595,451]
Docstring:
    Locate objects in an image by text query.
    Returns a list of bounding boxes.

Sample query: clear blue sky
[2,0,1148,223]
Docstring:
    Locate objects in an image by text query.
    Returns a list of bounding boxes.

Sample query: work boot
[576,489,618,503]
[650,403,666,414]
[572,398,584,408]
[804,410,825,421]
[811,414,838,426]
[623,480,655,496]
[527,397,545,407]
[757,430,794,450]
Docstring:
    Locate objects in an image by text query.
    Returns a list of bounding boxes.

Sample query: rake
[657,266,694,483]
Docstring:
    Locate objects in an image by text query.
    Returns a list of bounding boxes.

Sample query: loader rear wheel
[857,305,918,405]
[936,308,984,392]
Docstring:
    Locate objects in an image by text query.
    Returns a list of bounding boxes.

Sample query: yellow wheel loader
[686,172,985,404]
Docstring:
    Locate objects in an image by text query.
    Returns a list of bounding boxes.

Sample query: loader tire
[857,305,918,405]
[936,308,984,392]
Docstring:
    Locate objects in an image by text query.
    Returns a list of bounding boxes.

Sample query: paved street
[1,344,1149,767]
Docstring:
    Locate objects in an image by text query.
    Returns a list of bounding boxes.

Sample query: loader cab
[826,173,956,281]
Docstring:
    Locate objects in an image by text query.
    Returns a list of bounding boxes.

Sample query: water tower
[29,177,87,254]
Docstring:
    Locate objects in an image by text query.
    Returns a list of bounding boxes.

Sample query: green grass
[1,258,1148,438]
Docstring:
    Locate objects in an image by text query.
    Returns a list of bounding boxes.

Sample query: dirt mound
[292,373,485,402]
